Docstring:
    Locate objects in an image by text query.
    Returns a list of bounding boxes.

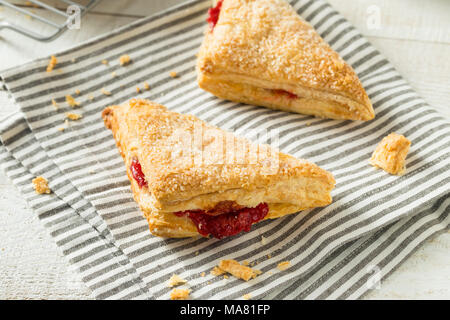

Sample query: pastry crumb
[32,176,51,194]
[200,272,205,277]
[46,55,57,72]
[57,127,65,132]
[144,82,150,90]
[169,71,178,78]
[168,274,187,287]
[71,58,76,63]
[65,95,80,107]
[101,59,109,65]
[261,236,266,245]
[88,95,94,101]
[216,259,261,281]
[75,89,81,95]
[243,293,251,300]
[111,72,117,78]
[66,112,82,120]
[370,132,411,175]
[51,99,58,109]
[210,266,225,276]
[242,260,249,266]
[101,88,112,96]
[136,87,141,93]
[25,1,39,8]
[277,261,291,271]
[119,54,131,66]
[170,288,190,300]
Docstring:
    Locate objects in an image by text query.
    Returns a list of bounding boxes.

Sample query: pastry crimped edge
[102,98,335,238]
[196,0,374,121]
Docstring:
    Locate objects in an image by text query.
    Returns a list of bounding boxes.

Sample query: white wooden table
[0,0,449,300]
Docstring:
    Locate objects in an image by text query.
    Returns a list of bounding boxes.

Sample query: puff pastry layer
[102,99,335,238]
[197,0,374,121]
[370,132,411,175]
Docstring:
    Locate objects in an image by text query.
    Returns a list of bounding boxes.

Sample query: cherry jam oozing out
[272,89,298,100]
[174,203,269,239]
[207,0,224,30]
[130,158,148,188]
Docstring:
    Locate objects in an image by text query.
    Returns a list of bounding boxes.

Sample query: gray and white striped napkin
[1,0,449,300]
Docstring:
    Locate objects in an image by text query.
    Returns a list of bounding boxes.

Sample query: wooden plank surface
[0,0,449,300]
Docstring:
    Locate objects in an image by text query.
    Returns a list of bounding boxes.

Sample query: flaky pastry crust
[370,132,411,175]
[102,99,335,238]
[197,0,374,121]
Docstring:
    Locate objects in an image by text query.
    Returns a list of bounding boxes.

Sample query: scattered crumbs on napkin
[66,112,82,121]
[169,71,178,78]
[51,99,58,110]
[119,54,131,66]
[101,88,112,96]
[46,55,57,73]
[32,176,51,194]
[65,95,80,107]
[210,266,225,276]
[261,236,267,245]
[170,288,190,300]
[277,261,291,271]
[216,259,262,281]
[167,274,187,287]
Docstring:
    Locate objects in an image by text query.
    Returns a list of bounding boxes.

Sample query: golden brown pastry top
[197,0,371,108]
[102,99,334,204]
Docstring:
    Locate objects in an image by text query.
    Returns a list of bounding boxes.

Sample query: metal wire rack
[0,0,100,42]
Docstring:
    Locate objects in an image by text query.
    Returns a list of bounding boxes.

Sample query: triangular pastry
[102,99,335,239]
[197,0,374,121]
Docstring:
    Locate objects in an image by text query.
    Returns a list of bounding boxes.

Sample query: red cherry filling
[272,89,298,100]
[174,203,269,239]
[207,0,224,30]
[130,158,148,188]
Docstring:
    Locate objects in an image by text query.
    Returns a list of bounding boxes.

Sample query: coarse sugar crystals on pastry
[196,0,374,121]
[370,132,411,175]
[102,99,335,239]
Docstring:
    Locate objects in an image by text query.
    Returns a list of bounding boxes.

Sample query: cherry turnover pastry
[197,0,375,121]
[102,99,335,239]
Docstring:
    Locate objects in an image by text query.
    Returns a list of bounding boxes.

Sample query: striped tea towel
[0,0,449,300]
